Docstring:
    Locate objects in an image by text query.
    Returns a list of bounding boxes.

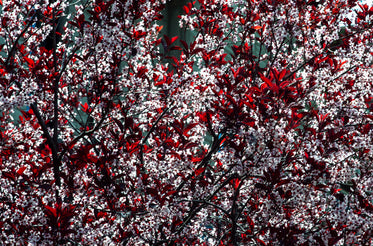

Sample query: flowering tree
[1,0,373,245]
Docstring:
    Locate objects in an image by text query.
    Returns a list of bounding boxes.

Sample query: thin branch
[174,173,237,235]
[4,13,37,70]
[30,102,60,186]
[58,110,109,163]
[139,106,170,168]
[174,129,227,193]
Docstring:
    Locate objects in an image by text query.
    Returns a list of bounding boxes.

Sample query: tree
[1,0,373,245]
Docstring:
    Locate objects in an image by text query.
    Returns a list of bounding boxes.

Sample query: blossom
[1,0,373,245]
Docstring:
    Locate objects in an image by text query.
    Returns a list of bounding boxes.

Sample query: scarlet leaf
[17,166,27,175]
[195,167,205,176]
[81,102,91,113]
[197,112,207,123]
[183,5,189,14]
[24,57,35,68]
[246,216,254,229]
[279,81,290,88]
[278,69,287,81]
[164,35,178,46]
[44,205,57,218]
[259,73,272,87]
[231,178,240,189]
[256,238,266,245]
[156,25,163,33]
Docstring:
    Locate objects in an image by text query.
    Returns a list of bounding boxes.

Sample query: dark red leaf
[183,123,198,136]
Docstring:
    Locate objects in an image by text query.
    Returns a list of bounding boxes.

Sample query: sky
[359,0,373,5]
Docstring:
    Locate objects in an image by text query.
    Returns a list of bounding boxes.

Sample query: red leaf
[163,35,178,46]
[1,17,9,26]
[242,116,255,127]
[44,205,57,218]
[191,48,205,55]
[17,166,27,175]
[171,36,178,44]
[364,115,373,120]
[183,5,189,14]
[81,102,91,113]
[113,118,124,132]
[136,66,148,78]
[304,151,309,159]
[231,178,240,189]
[184,142,198,149]
[183,123,198,136]
[133,30,147,39]
[3,172,15,181]
[275,179,291,188]
[156,25,163,33]
[279,81,290,88]
[24,57,35,68]
[278,69,287,81]
[259,73,272,87]
[246,216,255,229]
[166,190,177,196]
[363,123,371,134]
[256,238,266,246]
[197,112,207,123]
[195,167,205,176]
[180,40,188,50]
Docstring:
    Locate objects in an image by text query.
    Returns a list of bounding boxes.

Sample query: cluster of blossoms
[0,0,373,245]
